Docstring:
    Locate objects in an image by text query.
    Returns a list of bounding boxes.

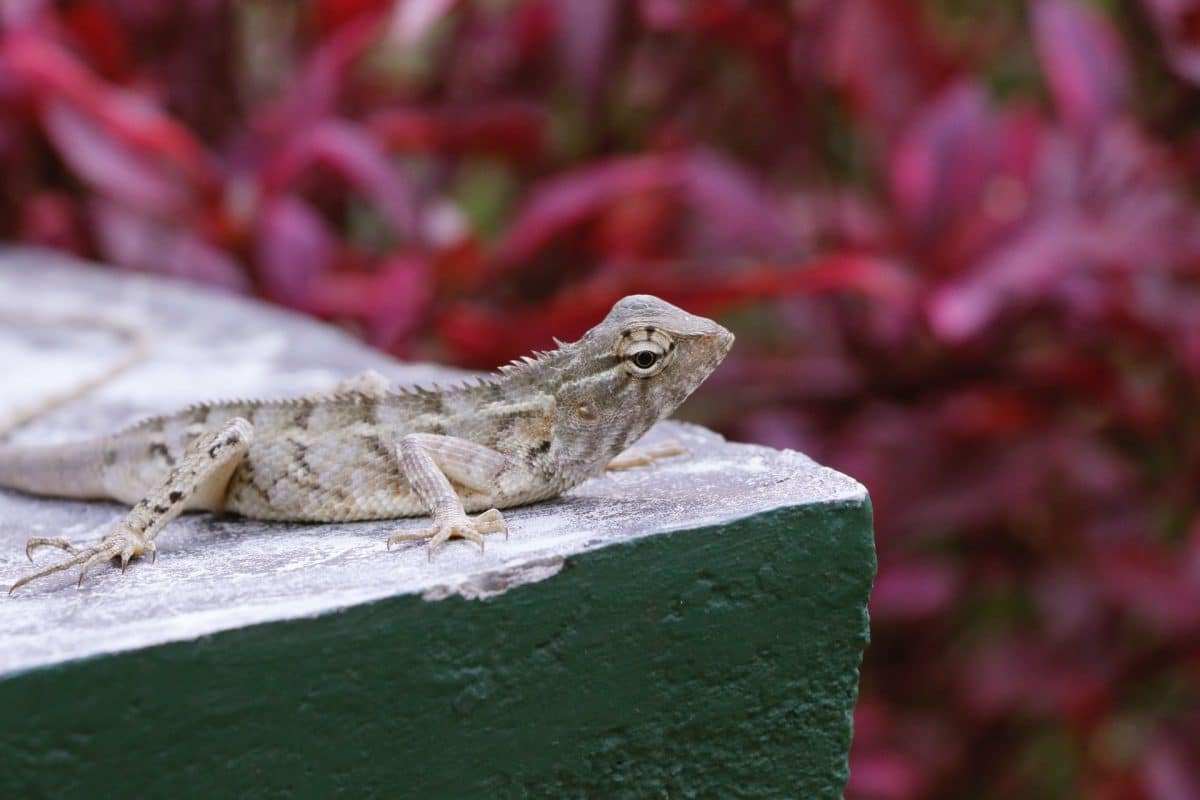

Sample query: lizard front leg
[386,433,510,556]
[606,441,689,471]
[9,418,253,594]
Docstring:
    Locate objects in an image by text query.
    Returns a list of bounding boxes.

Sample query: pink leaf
[889,83,995,245]
[870,560,961,621]
[492,150,807,275]
[637,0,685,30]
[264,121,419,241]
[961,640,1107,722]
[91,200,249,292]
[491,155,681,273]
[1094,542,1200,634]
[389,0,461,45]
[42,98,190,215]
[846,751,928,800]
[553,0,619,97]
[302,256,432,348]
[1142,733,1200,800]
[256,13,384,138]
[926,215,1106,340]
[1032,0,1130,131]
[1141,0,1200,86]
[256,197,336,304]
[681,150,795,256]
[823,0,947,130]
[2,34,215,187]
[165,232,250,293]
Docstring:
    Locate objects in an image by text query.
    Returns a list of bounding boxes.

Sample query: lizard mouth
[704,327,735,359]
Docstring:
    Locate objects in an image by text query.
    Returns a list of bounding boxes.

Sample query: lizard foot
[606,441,689,471]
[9,526,156,595]
[386,508,509,558]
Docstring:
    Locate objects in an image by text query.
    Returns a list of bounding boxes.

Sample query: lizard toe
[473,508,508,539]
[10,526,157,594]
[25,536,79,560]
[386,511,507,557]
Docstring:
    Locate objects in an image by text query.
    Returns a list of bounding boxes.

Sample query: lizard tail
[0,440,111,499]
[0,312,148,442]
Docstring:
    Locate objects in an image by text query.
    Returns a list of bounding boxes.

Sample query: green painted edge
[0,499,875,799]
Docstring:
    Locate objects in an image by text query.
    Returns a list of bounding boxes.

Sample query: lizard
[2,294,733,594]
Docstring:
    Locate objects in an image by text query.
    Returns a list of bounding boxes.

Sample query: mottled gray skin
[2,295,733,592]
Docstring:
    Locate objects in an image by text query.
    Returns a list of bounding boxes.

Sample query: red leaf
[1032,0,1130,131]
[369,102,546,161]
[1,34,215,188]
[59,1,134,80]
[313,0,390,31]
[19,191,86,252]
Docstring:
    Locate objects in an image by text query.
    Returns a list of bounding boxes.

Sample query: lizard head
[547,294,734,477]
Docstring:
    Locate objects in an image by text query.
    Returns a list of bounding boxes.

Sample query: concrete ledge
[0,249,875,798]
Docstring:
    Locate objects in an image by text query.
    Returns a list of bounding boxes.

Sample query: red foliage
[2,1,1200,796]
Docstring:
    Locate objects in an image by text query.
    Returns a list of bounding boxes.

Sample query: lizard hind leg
[8,418,253,595]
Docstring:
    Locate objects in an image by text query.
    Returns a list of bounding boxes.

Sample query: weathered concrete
[0,248,875,799]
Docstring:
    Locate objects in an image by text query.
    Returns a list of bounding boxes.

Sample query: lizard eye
[632,350,658,370]
[625,346,665,377]
[617,326,673,377]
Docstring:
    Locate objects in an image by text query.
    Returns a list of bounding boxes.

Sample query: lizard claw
[9,527,155,595]
[386,508,509,557]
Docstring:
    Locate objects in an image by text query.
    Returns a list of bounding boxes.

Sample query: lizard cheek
[575,403,598,423]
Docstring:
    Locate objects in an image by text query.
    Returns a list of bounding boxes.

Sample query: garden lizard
[3,295,733,593]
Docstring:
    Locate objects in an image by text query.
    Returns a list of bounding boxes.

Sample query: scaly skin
[2,295,733,593]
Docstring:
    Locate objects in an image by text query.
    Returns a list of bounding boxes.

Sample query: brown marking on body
[291,402,314,430]
[148,441,175,466]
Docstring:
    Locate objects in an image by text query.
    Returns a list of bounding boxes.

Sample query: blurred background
[1,0,1198,796]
